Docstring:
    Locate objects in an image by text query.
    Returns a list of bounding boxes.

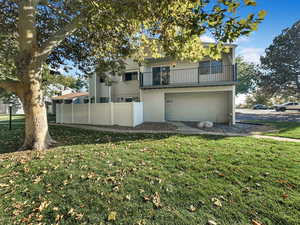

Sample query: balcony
[140,64,237,89]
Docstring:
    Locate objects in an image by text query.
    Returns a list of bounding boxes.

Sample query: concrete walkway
[50,123,300,143]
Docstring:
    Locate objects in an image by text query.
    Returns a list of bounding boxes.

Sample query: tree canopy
[0,0,266,80]
[259,20,300,99]
[236,56,261,95]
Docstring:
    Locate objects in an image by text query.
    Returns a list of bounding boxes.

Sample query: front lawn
[0,125,300,225]
[0,114,25,122]
[0,114,56,123]
[247,120,300,139]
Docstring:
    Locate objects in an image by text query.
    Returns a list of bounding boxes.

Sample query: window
[199,60,223,74]
[99,77,105,83]
[199,61,210,74]
[152,66,170,85]
[99,97,109,103]
[211,60,223,74]
[123,72,138,81]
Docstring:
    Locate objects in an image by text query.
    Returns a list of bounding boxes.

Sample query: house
[56,43,237,127]
[0,98,24,115]
[0,99,8,114]
[52,92,89,116]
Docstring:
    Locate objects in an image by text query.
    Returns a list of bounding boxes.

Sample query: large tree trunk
[19,85,54,151]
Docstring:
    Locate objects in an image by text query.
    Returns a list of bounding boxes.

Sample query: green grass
[246,120,300,139]
[0,125,300,225]
[0,114,56,123]
[0,114,25,122]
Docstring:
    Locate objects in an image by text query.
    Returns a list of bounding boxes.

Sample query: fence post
[61,102,64,124]
[110,102,114,126]
[71,101,74,123]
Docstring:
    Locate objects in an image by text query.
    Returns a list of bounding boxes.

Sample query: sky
[212,0,300,104]
[234,0,300,64]
[202,0,300,64]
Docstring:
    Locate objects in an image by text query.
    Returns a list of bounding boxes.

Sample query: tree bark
[18,81,55,151]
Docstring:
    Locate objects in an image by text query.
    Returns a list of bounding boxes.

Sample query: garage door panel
[165,92,229,123]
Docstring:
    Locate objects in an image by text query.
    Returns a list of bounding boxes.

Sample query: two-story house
[88,43,237,125]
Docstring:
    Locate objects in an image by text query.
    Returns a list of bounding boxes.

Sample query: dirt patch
[183,121,277,134]
[90,122,178,131]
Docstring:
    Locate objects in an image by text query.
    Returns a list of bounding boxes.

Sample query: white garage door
[165,92,229,123]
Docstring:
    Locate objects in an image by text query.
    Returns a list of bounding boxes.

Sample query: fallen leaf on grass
[281,194,289,199]
[0,183,9,188]
[108,211,117,221]
[152,192,162,208]
[37,200,51,212]
[208,220,217,225]
[211,198,222,207]
[252,219,263,225]
[188,205,197,212]
[125,194,131,201]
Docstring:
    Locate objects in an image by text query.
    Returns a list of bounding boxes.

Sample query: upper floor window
[123,72,138,81]
[199,60,223,74]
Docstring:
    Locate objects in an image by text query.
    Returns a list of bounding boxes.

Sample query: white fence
[0,104,8,114]
[56,102,144,127]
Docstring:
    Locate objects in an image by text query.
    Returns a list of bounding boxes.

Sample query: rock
[197,121,214,128]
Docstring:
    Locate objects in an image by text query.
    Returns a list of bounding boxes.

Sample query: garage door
[165,92,229,123]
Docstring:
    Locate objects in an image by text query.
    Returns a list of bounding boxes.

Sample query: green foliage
[245,120,300,139]
[245,89,273,107]
[236,56,261,95]
[259,20,300,99]
[0,0,265,80]
[0,125,300,224]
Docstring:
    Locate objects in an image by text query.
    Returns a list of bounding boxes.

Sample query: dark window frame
[199,60,223,74]
[123,71,138,81]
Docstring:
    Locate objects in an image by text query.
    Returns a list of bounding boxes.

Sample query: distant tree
[259,20,300,100]
[0,0,265,150]
[236,56,261,95]
[72,78,88,92]
[245,89,272,107]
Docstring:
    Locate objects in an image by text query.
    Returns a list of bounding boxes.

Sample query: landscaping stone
[197,121,214,128]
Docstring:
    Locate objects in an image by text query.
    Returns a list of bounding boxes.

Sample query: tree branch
[38,16,83,58]
[0,80,22,94]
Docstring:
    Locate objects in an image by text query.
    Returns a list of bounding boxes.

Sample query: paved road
[236,109,300,122]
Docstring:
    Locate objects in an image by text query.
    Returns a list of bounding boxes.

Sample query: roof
[52,92,89,100]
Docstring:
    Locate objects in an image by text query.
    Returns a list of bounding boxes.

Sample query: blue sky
[202,0,300,63]
[235,0,300,63]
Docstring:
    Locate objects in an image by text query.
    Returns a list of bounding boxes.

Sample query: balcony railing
[140,64,237,88]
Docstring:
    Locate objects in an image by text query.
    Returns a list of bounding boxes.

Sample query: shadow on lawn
[0,124,228,155]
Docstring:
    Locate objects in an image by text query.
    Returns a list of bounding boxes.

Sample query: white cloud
[235,36,251,44]
[237,47,264,64]
[200,35,215,43]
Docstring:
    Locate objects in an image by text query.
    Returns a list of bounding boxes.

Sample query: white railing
[56,102,144,127]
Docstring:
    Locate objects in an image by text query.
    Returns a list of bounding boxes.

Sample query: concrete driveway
[236,109,300,122]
